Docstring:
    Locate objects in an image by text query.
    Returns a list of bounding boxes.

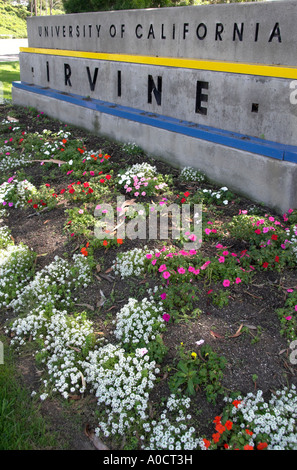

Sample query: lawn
[0,100,296,452]
[0,61,20,102]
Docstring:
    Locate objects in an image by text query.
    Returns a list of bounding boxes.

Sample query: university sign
[12,2,297,213]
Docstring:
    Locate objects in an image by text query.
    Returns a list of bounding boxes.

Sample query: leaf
[96,264,101,273]
[75,303,94,311]
[231,324,243,338]
[210,330,223,339]
[7,116,19,122]
[105,267,113,274]
[30,159,67,165]
[84,425,109,450]
[97,290,106,307]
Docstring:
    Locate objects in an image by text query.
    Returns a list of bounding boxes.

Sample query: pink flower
[205,228,211,235]
[201,260,211,270]
[163,271,171,279]
[287,289,293,293]
[160,293,167,300]
[223,279,230,287]
[222,251,229,256]
[286,316,292,321]
[218,256,225,263]
[134,192,139,197]
[295,305,297,311]
[235,277,241,284]
[158,264,167,272]
[162,313,170,322]
[90,171,95,176]
[178,267,186,274]
[146,254,152,259]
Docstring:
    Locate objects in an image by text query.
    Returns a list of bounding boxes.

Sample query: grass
[0,3,28,39]
[0,61,20,101]
[0,336,58,450]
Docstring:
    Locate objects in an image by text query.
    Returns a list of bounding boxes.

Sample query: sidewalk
[0,38,28,61]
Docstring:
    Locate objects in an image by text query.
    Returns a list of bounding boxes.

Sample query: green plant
[169,343,227,403]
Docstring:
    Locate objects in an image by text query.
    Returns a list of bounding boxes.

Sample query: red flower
[27,199,32,203]
[232,400,241,408]
[83,182,89,188]
[184,191,190,197]
[212,433,221,444]
[245,429,253,436]
[69,188,75,194]
[203,439,211,449]
[33,204,38,209]
[213,416,221,424]
[88,188,94,194]
[254,229,261,235]
[275,255,280,263]
[225,420,233,431]
[181,198,186,203]
[271,234,278,241]
[244,445,254,450]
[215,423,226,434]
[45,184,50,187]
[262,262,269,268]
[257,442,268,450]
[99,178,105,183]
[105,174,111,180]
[60,189,66,194]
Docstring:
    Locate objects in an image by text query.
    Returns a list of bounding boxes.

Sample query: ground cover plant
[0,101,297,451]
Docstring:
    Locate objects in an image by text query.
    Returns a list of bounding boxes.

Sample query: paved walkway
[0,38,28,61]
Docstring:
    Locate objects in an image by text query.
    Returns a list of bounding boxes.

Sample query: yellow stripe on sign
[19,47,297,80]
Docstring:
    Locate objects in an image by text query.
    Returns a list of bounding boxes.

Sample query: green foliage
[0,3,29,38]
[169,343,227,403]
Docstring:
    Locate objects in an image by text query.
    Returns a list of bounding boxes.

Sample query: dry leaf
[105,267,113,274]
[210,330,223,339]
[75,303,95,311]
[7,116,19,122]
[96,264,101,273]
[231,324,243,338]
[68,395,81,400]
[85,425,109,450]
[30,159,66,165]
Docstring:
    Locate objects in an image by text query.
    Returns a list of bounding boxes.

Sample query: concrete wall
[26,2,296,66]
[13,2,297,213]
[19,52,297,145]
[12,85,297,214]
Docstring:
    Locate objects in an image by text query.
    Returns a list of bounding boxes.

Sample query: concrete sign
[12,2,297,213]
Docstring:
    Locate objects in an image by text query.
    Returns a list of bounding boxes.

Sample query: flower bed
[0,102,297,450]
